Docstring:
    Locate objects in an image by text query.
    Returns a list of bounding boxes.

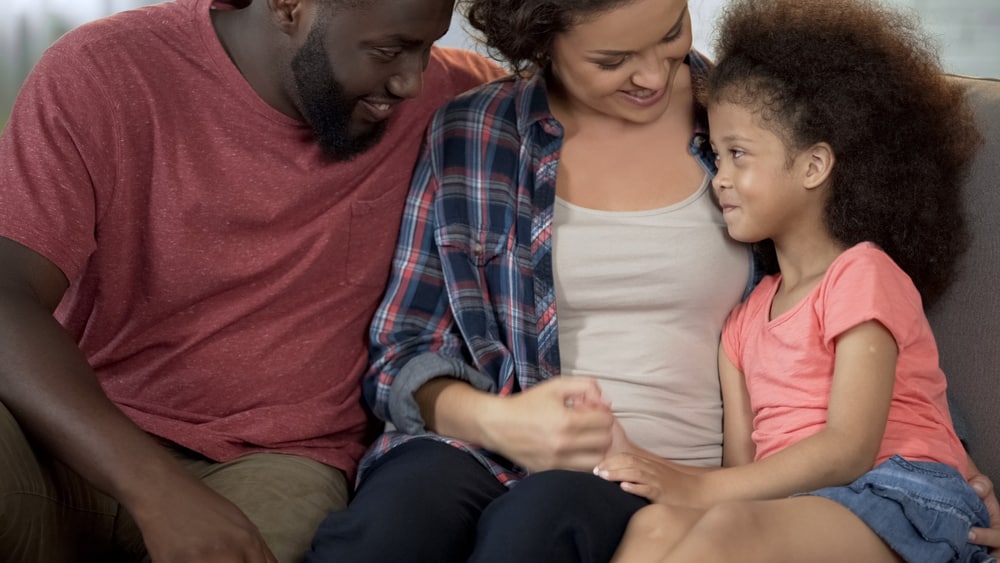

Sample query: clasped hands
[485,376,700,504]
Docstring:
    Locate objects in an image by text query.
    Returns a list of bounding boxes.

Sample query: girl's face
[549,0,692,124]
[709,101,813,244]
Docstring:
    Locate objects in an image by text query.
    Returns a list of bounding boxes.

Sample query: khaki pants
[0,402,349,563]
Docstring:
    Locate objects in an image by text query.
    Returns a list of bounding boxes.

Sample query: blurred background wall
[2,0,998,131]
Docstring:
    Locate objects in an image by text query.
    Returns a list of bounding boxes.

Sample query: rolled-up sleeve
[364,121,490,433]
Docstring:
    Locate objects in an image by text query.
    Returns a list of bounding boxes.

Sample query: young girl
[597,0,993,561]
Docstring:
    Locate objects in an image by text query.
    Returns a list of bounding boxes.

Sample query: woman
[306,0,1000,561]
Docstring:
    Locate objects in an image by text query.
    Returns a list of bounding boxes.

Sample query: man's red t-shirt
[0,0,501,476]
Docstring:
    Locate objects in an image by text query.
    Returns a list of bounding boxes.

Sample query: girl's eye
[712,148,743,166]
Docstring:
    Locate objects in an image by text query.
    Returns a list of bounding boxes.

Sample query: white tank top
[552,176,748,466]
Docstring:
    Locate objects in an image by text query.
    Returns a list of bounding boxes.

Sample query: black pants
[307,439,648,563]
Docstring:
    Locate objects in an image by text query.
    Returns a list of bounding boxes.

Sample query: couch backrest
[927,75,1000,481]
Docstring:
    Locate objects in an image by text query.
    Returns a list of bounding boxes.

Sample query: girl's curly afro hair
[705,0,981,308]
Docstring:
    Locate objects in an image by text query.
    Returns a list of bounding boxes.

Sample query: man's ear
[268,0,311,37]
[803,142,835,190]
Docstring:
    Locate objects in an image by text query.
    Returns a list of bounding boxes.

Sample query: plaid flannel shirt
[359,51,753,487]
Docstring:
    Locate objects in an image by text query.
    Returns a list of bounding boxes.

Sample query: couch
[927,74,1000,482]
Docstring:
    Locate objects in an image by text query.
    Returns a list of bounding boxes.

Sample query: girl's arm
[688,320,897,506]
[594,333,756,478]
[598,320,897,506]
[592,346,756,480]
[600,418,719,476]
[719,347,755,467]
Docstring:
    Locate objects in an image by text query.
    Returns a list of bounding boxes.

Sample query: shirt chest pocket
[345,187,410,288]
[434,224,515,318]
[434,224,511,271]
[434,225,516,352]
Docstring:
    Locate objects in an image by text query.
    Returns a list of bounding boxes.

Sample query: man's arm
[0,236,274,562]
[966,456,1000,555]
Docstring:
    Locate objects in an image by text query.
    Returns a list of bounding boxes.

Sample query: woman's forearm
[415,377,498,445]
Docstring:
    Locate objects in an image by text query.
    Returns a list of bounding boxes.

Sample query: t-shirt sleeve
[0,37,116,281]
[721,305,745,373]
[819,243,924,348]
[435,46,507,93]
[721,274,777,374]
[721,293,753,374]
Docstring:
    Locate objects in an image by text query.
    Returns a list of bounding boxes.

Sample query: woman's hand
[481,377,615,472]
[606,417,641,458]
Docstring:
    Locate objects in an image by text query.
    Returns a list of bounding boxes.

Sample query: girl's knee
[698,501,761,532]
[628,504,677,541]
[679,502,766,559]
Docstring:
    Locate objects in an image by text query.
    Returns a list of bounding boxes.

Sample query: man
[0,0,501,560]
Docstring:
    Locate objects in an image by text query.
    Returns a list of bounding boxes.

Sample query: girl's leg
[468,469,648,563]
[611,504,706,563]
[664,496,900,563]
[306,439,507,563]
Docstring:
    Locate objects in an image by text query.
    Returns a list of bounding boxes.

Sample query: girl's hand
[594,452,699,505]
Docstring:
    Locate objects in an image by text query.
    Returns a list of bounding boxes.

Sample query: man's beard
[291,26,388,161]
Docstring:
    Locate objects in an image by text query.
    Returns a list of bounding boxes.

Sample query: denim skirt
[805,455,995,563]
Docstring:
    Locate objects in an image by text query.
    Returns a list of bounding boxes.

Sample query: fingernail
[593,466,600,475]
[973,481,987,494]
[968,530,976,541]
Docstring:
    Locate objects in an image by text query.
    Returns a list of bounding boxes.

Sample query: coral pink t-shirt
[0,0,501,476]
[722,243,967,475]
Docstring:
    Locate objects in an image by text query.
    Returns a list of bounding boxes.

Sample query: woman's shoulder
[428,74,535,144]
[438,75,521,118]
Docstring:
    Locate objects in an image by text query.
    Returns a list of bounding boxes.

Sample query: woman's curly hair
[459,0,631,73]
[704,0,980,308]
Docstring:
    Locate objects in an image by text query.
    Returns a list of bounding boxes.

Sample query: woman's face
[549,0,692,125]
